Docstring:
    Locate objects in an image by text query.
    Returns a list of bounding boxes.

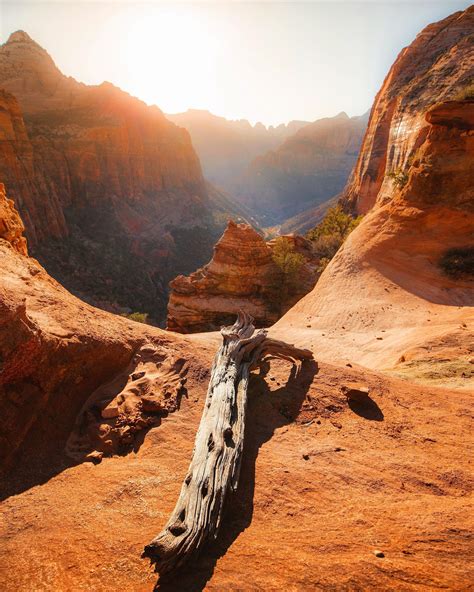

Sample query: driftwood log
[143,311,312,574]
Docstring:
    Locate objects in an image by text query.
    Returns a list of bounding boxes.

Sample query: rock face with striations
[167,220,319,332]
[342,7,474,214]
[0,182,27,255]
[276,6,474,380]
[0,31,238,322]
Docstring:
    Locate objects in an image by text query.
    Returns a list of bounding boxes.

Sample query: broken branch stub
[143,311,312,574]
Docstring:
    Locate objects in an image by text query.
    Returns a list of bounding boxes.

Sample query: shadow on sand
[348,394,384,421]
[153,358,318,592]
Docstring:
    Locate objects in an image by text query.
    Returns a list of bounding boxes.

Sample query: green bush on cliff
[307,205,362,271]
[388,168,409,188]
[272,237,306,283]
[270,238,306,312]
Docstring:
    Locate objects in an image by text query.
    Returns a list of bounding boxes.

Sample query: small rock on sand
[341,384,370,402]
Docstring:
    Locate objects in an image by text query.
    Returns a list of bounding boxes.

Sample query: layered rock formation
[167,220,319,332]
[0,182,27,255]
[236,111,368,226]
[342,7,474,214]
[0,32,242,322]
[274,6,474,388]
[167,109,308,199]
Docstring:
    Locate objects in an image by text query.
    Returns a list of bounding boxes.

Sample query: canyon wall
[167,220,320,332]
[274,6,474,380]
[341,7,473,214]
[0,31,239,322]
[0,182,27,255]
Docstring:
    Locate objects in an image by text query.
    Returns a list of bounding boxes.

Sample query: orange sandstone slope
[1,188,473,591]
[273,8,474,388]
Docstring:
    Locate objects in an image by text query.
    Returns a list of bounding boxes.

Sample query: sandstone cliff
[342,7,474,214]
[0,182,27,255]
[0,32,240,322]
[236,111,368,225]
[167,220,319,332]
[274,6,474,388]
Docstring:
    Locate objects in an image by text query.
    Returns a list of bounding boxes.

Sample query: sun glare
[123,7,219,114]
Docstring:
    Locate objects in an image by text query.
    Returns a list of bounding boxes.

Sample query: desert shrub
[272,237,306,285]
[306,205,362,268]
[310,233,342,261]
[121,311,149,324]
[439,246,474,279]
[307,205,361,243]
[453,82,474,101]
[388,168,409,188]
[269,238,306,312]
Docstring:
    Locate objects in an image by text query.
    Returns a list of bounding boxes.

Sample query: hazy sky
[1,1,471,126]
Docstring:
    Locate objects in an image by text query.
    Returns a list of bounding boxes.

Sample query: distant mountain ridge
[167,109,309,195]
[235,111,369,226]
[168,108,368,228]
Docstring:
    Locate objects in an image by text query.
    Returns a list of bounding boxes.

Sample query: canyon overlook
[0,5,473,592]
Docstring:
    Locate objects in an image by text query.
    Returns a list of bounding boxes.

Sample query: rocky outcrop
[235,111,368,225]
[0,31,239,322]
[341,6,474,214]
[167,220,319,332]
[0,182,27,255]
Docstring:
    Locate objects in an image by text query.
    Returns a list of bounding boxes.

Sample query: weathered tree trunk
[143,311,312,574]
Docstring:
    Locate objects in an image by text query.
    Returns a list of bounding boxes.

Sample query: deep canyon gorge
[0,4,473,591]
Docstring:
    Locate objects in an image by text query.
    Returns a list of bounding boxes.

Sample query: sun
[123,6,219,114]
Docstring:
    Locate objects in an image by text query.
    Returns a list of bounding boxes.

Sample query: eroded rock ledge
[167,220,320,333]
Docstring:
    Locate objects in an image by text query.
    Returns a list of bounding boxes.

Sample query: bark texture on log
[143,311,312,574]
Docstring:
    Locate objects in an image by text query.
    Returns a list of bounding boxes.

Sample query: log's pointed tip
[142,543,159,562]
[142,545,163,574]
